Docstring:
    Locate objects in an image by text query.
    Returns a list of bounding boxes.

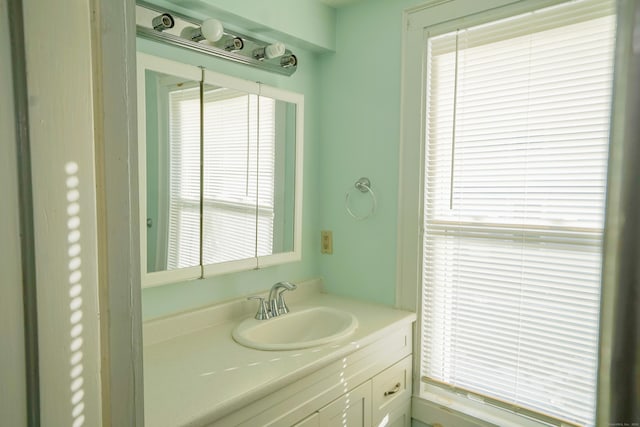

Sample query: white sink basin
[232,306,358,351]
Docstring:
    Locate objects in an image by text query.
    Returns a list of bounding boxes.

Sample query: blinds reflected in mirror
[165,82,201,270]
[202,89,275,264]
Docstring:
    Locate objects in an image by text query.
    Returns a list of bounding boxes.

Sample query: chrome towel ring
[345,177,377,220]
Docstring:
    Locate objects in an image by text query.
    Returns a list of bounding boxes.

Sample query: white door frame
[14,0,144,424]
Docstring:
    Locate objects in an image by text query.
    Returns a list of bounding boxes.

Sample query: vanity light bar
[136,1,298,76]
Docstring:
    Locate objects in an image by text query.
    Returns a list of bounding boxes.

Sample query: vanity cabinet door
[377,400,411,427]
[317,380,371,427]
[371,355,412,425]
[293,412,319,427]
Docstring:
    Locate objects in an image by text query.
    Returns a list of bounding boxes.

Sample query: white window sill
[412,388,573,427]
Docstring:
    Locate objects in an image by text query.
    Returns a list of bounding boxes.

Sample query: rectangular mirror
[137,53,303,287]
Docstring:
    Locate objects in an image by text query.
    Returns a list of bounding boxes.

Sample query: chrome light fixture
[280,55,297,68]
[152,13,174,31]
[136,1,298,75]
[223,36,244,52]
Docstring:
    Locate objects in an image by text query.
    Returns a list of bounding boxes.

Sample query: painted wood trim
[92,0,146,425]
[596,1,640,423]
[22,0,103,424]
[1,0,27,423]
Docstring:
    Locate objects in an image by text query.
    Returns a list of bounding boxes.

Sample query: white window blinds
[421,1,615,426]
[166,86,275,268]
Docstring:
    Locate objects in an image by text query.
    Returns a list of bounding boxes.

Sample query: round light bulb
[264,42,285,59]
[201,18,224,42]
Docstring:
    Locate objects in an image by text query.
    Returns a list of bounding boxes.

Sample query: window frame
[397,1,613,426]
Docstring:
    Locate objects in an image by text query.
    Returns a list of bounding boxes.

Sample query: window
[166,86,276,269]
[418,0,615,426]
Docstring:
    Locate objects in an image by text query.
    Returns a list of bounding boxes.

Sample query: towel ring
[345,177,377,220]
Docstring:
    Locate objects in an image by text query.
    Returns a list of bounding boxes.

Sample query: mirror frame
[137,53,304,287]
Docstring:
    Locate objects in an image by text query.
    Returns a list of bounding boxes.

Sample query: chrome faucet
[247,295,271,320]
[268,281,297,317]
[247,281,297,320]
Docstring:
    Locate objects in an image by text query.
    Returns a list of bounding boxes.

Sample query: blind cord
[254,85,261,266]
[449,29,460,210]
[245,92,250,197]
[198,67,205,278]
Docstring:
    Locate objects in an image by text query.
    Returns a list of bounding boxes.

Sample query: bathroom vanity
[143,279,415,426]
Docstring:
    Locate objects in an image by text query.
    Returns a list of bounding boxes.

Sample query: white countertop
[143,281,415,427]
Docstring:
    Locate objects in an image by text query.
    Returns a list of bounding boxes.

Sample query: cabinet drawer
[372,355,412,424]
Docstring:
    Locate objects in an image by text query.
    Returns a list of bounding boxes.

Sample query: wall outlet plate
[321,230,333,254]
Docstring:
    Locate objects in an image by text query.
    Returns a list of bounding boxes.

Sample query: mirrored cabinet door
[257,96,298,257]
[252,86,303,269]
[201,86,259,265]
[138,54,203,285]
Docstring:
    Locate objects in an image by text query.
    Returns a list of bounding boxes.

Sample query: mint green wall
[317,0,421,305]
[140,0,425,319]
[167,0,337,52]
[148,0,335,51]
[139,37,322,319]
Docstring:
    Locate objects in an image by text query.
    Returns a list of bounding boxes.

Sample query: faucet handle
[247,296,270,320]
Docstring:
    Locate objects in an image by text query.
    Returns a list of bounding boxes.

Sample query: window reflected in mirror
[144,69,201,273]
[202,88,260,264]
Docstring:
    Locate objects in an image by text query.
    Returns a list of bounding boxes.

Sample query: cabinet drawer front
[372,355,412,423]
